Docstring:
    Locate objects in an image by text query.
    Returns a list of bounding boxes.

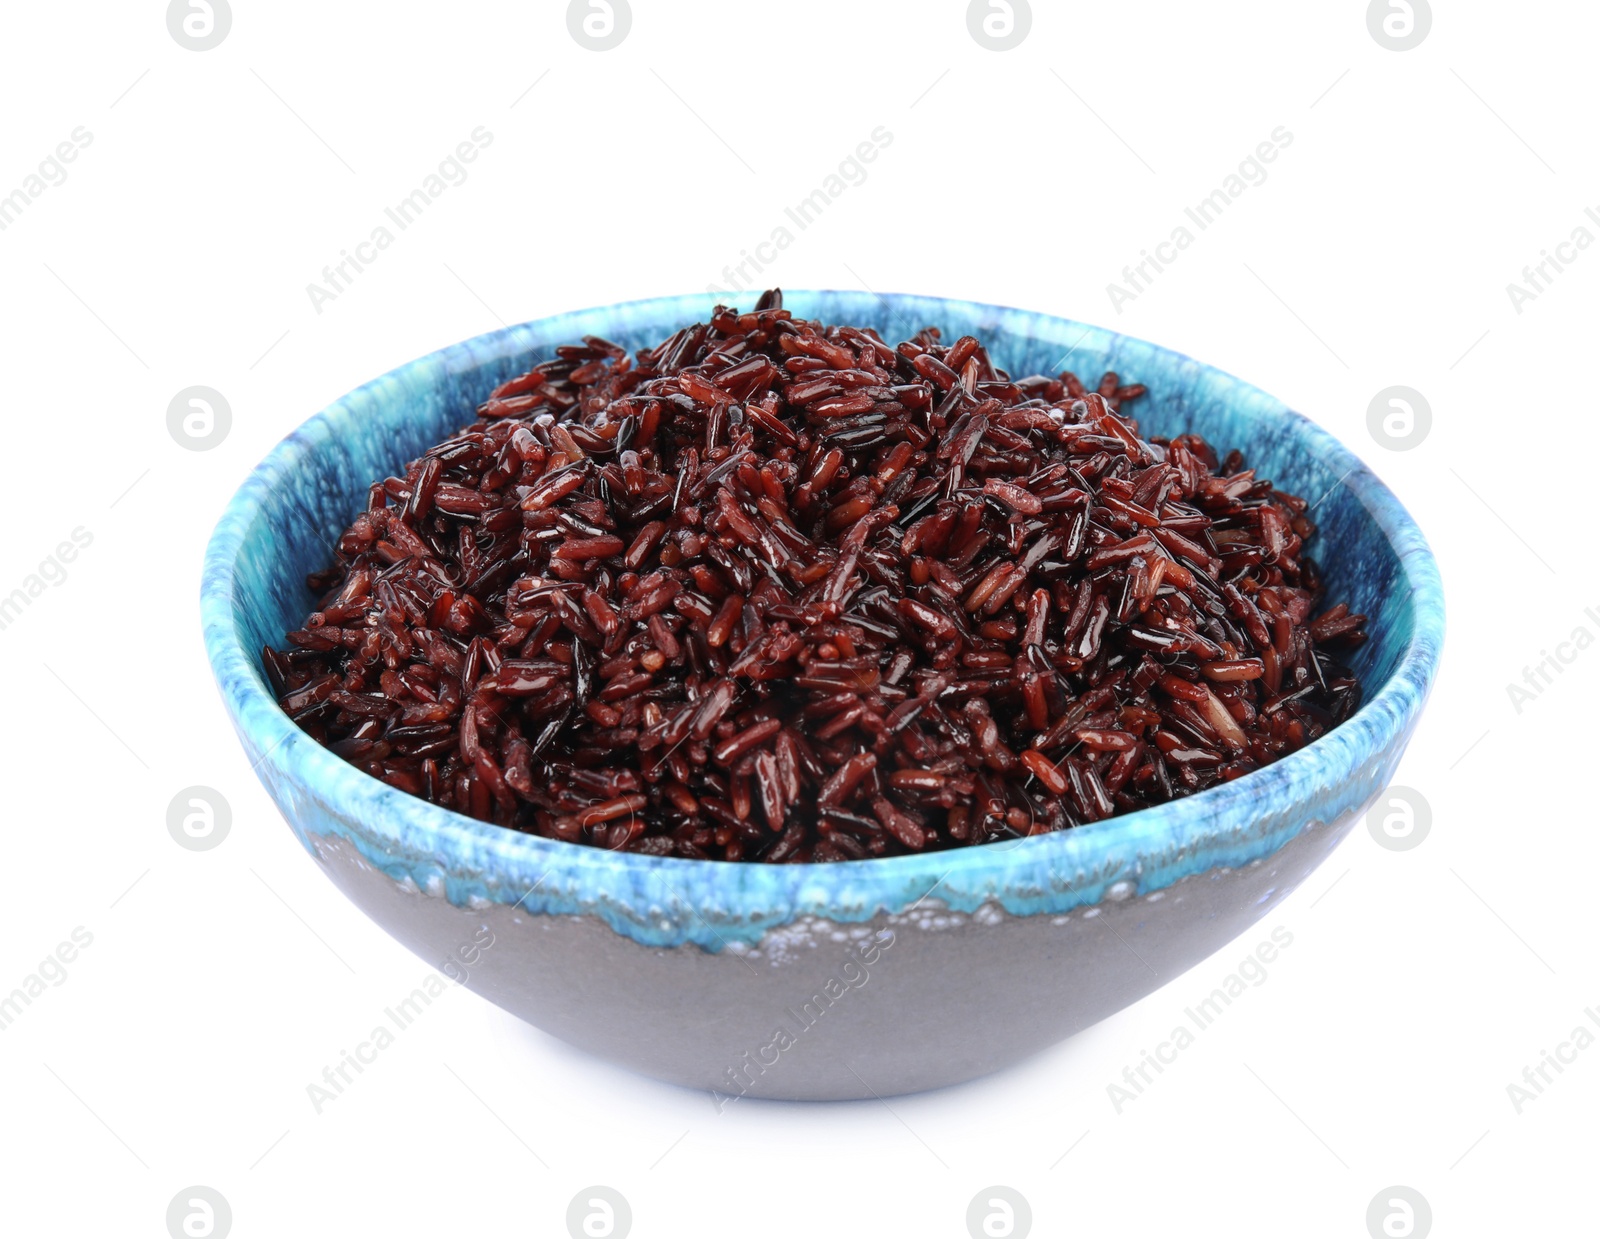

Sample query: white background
[1,1,1594,1236]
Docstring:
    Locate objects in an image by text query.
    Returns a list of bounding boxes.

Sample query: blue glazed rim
[201,291,1445,949]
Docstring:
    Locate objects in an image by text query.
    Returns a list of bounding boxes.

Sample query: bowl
[201,291,1444,1101]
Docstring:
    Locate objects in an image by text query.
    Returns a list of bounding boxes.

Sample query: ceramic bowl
[201,291,1443,1101]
